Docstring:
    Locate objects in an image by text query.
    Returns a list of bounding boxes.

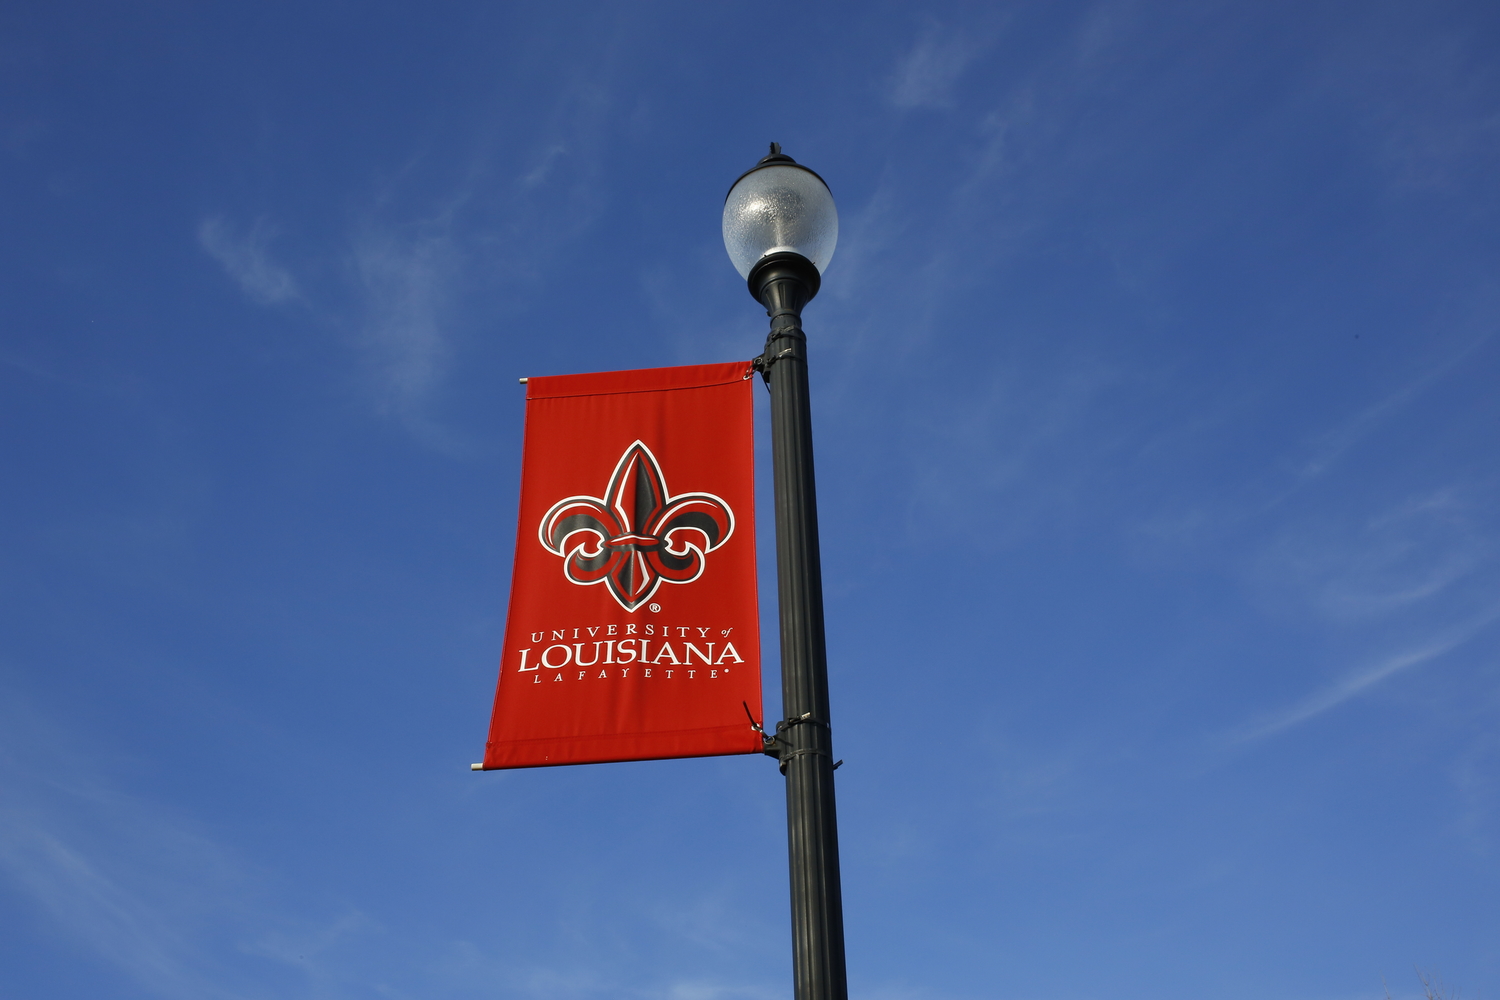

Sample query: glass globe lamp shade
[722,163,838,280]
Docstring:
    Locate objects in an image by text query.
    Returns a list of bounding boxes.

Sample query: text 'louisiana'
[517,637,743,673]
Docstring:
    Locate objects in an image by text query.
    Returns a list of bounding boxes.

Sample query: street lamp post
[724,144,846,1000]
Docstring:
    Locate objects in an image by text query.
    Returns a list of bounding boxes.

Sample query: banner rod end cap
[470,763,485,771]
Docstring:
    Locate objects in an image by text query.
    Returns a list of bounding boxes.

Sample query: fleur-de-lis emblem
[539,441,735,611]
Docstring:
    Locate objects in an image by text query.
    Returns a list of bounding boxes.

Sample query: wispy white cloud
[331,49,625,452]
[430,941,782,1000]
[241,910,380,994]
[893,355,1128,550]
[1278,325,1494,492]
[1451,727,1500,857]
[0,683,404,1000]
[198,216,300,305]
[1256,486,1491,624]
[349,223,463,450]
[1228,605,1500,742]
[889,23,995,110]
[1309,16,1500,196]
[521,144,568,188]
[651,982,780,1000]
[0,690,257,999]
[0,820,247,1000]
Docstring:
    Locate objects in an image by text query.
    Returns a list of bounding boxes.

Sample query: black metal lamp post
[723,144,847,1000]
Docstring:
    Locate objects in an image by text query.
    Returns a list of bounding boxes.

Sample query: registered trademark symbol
[648,603,661,613]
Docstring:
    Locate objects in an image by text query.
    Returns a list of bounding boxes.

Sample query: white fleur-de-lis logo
[539,441,735,611]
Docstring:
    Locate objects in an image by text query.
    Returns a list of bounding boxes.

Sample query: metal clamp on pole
[750,709,842,774]
[752,327,808,384]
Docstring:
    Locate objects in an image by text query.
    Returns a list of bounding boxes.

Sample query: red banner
[479,361,765,769]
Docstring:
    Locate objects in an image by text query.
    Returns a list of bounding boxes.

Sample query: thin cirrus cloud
[1227,603,1500,744]
[1290,329,1495,485]
[348,223,464,449]
[1259,485,1491,625]
[201,203,468,450]
[0,823,234,1000]
[889,26,988,110]
[196,199,470,450]
[197,216,300,306]
[0,692,256,1000]
[0,685,394,1000]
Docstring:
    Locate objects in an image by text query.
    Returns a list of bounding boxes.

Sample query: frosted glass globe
[722,164,838,280]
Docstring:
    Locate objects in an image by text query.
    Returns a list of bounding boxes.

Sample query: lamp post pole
[726,146,847,1000]
[757,255,847,1000]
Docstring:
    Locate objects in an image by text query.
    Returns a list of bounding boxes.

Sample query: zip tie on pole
[775,747,844,776]
[748,706,839,770]
[775,712,829,731]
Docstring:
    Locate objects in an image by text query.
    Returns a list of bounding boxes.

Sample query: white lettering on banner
[513,625,749,685]
[522,658,731,682]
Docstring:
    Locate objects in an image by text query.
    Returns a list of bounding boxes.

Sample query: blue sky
[3,2,1499,998]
